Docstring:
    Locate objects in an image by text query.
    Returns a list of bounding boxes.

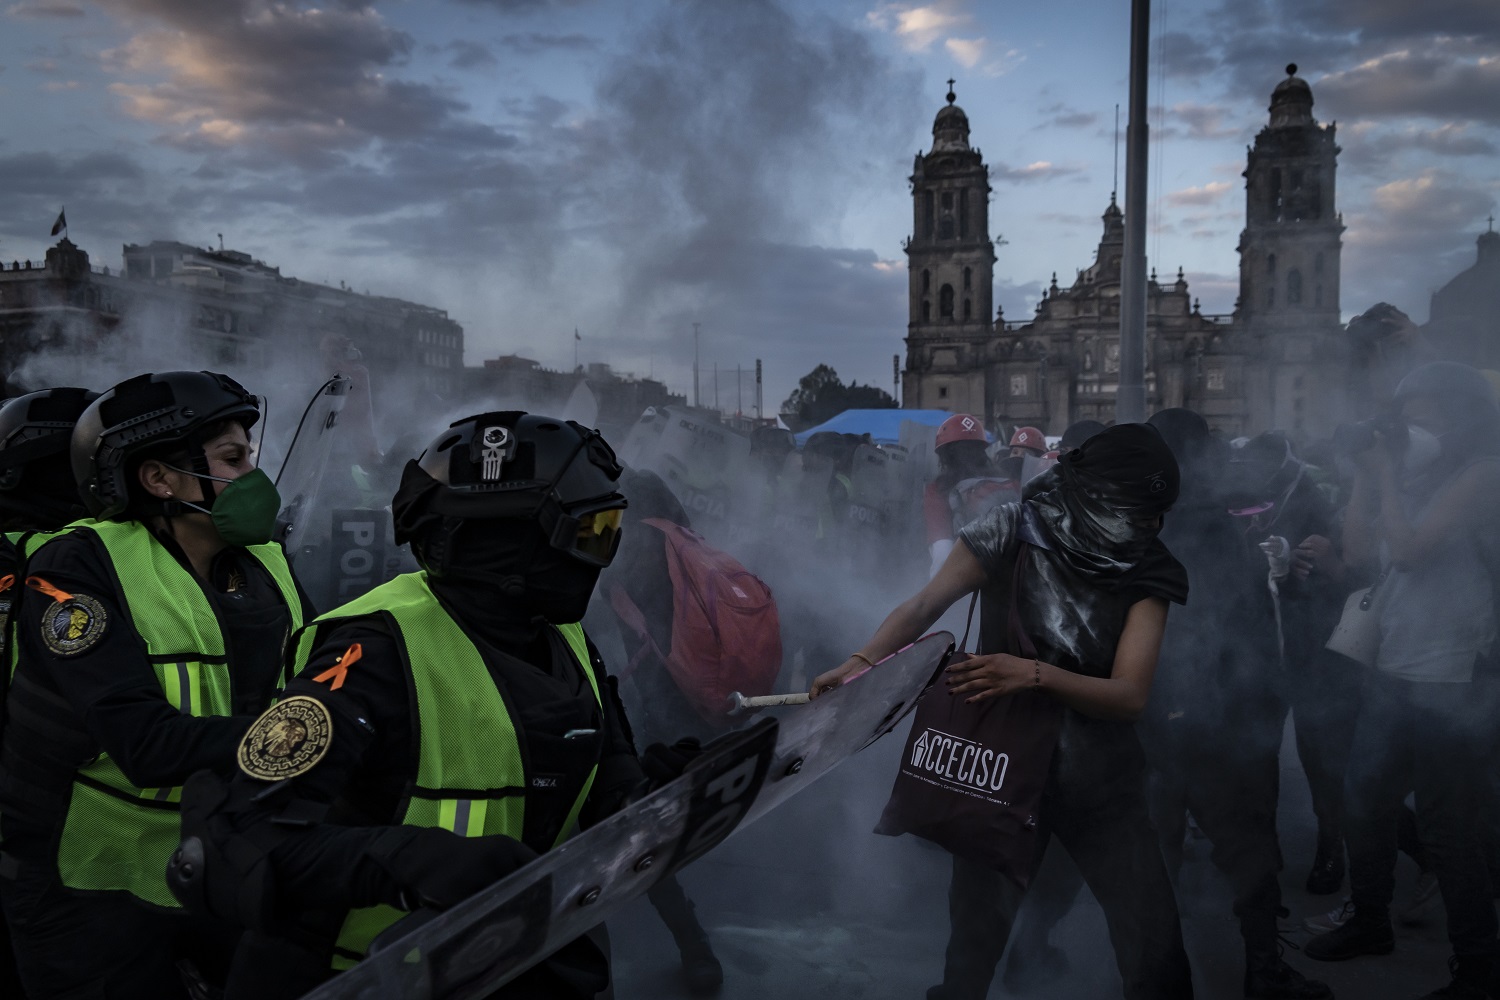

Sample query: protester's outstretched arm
[810,539,986,698]
[944,596,1168,721]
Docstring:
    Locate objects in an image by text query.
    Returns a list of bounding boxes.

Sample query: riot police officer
[0,385,99,1000]
[0,371,308,998]
[174,412,645,999]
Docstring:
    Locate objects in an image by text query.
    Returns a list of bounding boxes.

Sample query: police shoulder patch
[40,594,108,657]
[237,695,334,781]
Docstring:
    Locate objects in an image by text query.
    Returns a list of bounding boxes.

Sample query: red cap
[1009,426,1046,454]
[936,413,986,448]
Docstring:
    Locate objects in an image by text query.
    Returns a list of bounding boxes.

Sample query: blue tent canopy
[793,408,956,446]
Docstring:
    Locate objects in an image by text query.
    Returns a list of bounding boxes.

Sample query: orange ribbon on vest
[25,576,73,602]
[313,643,362,691]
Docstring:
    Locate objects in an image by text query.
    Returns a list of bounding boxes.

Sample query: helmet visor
[544,499,626,567]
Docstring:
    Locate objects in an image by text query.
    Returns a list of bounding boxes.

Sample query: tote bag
[874,542,1064,887]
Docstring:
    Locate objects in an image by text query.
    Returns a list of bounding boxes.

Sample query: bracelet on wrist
[850,651,875,668]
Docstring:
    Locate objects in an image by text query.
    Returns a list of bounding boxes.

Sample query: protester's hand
[944,652,1035,703]
[1293,534,1343,582]
[810,656,865,699]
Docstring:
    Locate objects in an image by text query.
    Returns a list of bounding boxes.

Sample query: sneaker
[1303,898,1354,935]
[1304,915,1395,962]
[1244,958,1335,999]
[1398,870,1441,926]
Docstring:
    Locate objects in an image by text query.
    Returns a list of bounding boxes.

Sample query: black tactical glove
[640,737,705,789]
[365,826,539,910]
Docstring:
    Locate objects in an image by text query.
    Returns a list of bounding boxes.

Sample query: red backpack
[608,518,782,724]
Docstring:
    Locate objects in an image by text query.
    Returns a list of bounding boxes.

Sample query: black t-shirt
[961,501,1186,772]
[0,525,305,859]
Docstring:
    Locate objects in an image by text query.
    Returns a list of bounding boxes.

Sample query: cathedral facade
[902,67,1349,441]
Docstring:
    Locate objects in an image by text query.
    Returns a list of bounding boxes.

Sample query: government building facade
[901,68,1348,440]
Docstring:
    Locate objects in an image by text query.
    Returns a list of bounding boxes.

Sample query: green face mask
[167,465,282,547]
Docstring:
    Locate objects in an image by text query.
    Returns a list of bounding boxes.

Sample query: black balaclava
[419,516,603,628]
[1148,407,1228,502]
[1023,422,1184,594]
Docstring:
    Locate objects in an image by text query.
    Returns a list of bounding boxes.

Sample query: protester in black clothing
[1146,409,1332,998]
[0,372,308,999]
[1305,362,1500,1000]
[172,412,645,1000]
[1223,433,1350,893]
[813,423,1195,1000]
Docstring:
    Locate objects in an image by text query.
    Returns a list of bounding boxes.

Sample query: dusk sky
[1,0,1496,412]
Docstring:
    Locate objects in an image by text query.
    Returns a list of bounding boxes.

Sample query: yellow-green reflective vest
[53,520,302,908]
[288,572,601,970]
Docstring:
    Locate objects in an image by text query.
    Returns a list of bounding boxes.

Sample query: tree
[779,364,896,432]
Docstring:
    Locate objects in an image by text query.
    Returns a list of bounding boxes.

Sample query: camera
[1332,409,1406,457]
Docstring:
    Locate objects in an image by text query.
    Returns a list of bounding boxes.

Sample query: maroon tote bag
[874,542,1064,887]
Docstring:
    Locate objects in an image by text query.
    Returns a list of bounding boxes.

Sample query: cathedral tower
[1236,65,1344,435]
[902,82,996,416]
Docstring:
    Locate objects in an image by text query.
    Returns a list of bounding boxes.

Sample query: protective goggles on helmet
[541,498,625,567]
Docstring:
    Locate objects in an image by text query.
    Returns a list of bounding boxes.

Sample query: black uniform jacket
[0,526,307,864]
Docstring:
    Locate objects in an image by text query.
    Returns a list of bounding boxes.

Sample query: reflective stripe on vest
[54,520,302,908]
[289,572,600,969]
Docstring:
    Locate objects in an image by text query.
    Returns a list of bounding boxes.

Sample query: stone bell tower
[1237,64,1345,437]
[902,81,996,417]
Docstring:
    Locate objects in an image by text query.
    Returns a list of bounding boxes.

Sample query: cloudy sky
[1,0,1496,412]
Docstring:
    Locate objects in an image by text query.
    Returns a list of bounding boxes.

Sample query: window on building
[923,191,935,238]
[939,191,955,239]
[922,299,931,322]
[959,188,969,239]
[1010,374,1028,397]
[940,284,954,318]
[941,192,953,210]
[1207,367,1225,391]
[938,385,949,399]
[963,298,972,320]
[922,269,931,293]
[1269,168,1282,220]
[962,266,971,290]
[1083,350,1094,371]
[1287,269,1303,305]
[1290,169,1303,191]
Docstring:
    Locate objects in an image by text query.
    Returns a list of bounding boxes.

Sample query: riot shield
[274,375,352,557]
[302,632,954,1000]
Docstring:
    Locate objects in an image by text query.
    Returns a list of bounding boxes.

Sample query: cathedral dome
[1269,63,1314,127]
[931,83,971,152]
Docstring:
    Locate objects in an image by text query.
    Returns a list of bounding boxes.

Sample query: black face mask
[424,519,603,625]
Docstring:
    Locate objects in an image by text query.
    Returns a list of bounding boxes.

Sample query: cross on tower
[946,79,956,104]
[1489,214,1495,233]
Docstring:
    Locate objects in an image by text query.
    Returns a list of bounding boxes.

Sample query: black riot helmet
[72,371,261,520]
[0,387,100,529]
[393,411,627,577]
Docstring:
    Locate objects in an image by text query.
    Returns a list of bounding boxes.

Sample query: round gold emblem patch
[237,695,334,781]
[40,594,108,657]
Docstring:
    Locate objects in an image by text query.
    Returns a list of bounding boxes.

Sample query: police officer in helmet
[0,385,99,1000]
[0,371,308,998]
[175,411,645,999]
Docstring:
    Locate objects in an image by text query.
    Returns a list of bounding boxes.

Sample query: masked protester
[814,423,1195,1000]
[169,412,645,1000]
[1306,362,1500,1000]
[0,372,309,999]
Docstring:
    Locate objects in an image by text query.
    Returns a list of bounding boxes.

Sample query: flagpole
[574,328,579,371]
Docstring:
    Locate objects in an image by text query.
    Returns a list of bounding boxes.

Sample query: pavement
[610,714,1463,1000]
